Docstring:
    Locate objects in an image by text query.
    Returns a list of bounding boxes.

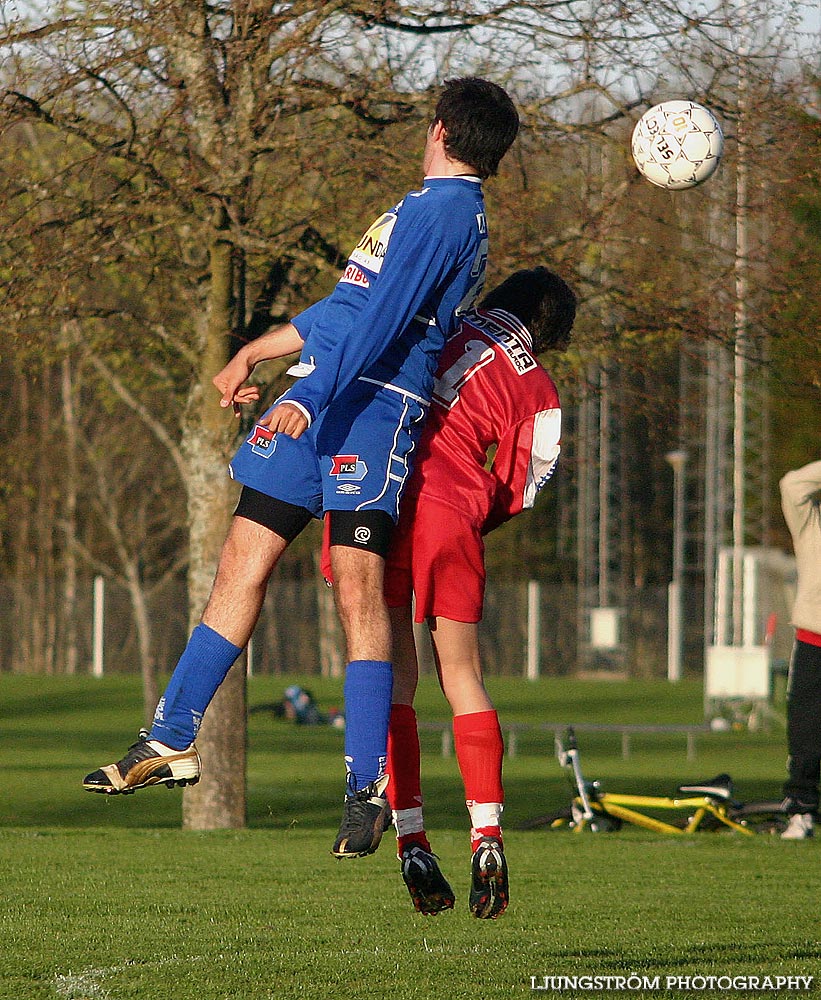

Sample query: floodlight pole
[666,450,688,682]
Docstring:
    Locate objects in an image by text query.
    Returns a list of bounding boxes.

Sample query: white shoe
[781,813,814,840]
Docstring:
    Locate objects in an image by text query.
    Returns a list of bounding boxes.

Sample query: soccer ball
[631,100,724,190]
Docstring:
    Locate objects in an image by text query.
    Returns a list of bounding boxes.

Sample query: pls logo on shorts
[248,425,276,458]
[330,454,368,481]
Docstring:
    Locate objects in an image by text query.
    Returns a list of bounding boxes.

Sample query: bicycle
[520,728,788,836]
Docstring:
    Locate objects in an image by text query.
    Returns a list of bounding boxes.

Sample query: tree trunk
[314,548,344,678]
[35,364,57,674]
[10,366,32,674]
[182,206,247,830]
[60,350,80,675]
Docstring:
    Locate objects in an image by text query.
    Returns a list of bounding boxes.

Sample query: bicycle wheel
[730,801,789,835]
[518,805,573,830]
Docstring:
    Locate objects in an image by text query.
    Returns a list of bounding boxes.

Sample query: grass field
[1,674,818,1000]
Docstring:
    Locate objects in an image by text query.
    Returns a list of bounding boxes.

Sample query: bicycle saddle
[676,773,734,800]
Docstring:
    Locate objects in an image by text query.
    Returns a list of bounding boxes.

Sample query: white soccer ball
[631,100,724,190]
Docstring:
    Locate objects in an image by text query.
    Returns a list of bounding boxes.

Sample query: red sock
[453,710,504,803]
[397,831,432,854]
[471,825,503,852]
[454,710,504,851]
[387,704,422,810]
[387,704,431,853]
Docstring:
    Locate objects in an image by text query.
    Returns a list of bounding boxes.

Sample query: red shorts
[384,497,486,623]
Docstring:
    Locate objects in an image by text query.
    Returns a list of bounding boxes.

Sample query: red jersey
[406,307,561,531]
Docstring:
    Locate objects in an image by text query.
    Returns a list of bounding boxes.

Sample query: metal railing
[419,720,710,760]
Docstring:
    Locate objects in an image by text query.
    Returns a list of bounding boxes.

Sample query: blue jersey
[230,175,489,521]
[284,176,488,422]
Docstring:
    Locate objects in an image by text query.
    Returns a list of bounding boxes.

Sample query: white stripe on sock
[393,806,425,838]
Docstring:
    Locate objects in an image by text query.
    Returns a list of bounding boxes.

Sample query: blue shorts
[229,377,428,521]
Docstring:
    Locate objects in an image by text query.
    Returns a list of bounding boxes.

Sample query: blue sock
[343,659,393,791]
[150,623,242,749]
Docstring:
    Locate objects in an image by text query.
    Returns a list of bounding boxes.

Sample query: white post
[526,580,541,680]
[665,451,687,682]
[92,575,105,677]
[667,581,682,683]
[715,548,732,646]
[742,550,758,647]
[246,635,254,677]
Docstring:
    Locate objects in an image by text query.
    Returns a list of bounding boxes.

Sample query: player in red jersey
[383,267,576,918]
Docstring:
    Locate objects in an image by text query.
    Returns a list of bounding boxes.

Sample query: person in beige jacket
[779,460,821,839]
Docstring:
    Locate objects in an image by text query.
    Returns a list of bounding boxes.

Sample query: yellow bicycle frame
[555,729,756,837]
[573,792,754,836]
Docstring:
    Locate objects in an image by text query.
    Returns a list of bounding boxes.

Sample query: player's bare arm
[213,322,304,415]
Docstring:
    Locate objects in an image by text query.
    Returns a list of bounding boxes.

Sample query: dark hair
[479,267,576,353]
[433,77,519,178]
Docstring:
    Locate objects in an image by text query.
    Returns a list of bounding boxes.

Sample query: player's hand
[225,385,261,413]
[259,402,309,439]
[213,352,259,416]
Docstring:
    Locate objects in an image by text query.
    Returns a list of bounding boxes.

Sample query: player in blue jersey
[83,77,519,861]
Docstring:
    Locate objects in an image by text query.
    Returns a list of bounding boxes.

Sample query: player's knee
[332,559,385,619]
[327,511,393,625]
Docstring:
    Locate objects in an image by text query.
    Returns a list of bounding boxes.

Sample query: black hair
[479,267,577,353]
[433,77,519,178]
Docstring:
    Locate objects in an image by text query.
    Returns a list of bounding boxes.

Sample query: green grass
[0,674,816,1000]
